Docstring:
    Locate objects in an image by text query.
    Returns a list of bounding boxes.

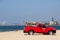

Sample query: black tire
[48,31,54,35]
[43,33,46,35]
[28,31,34,35]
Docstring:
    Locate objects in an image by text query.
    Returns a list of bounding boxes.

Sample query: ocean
[0,26,24,32]
[0,26,60,32]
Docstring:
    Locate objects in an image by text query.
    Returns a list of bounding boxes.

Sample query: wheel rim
[30,31,33,35]
[49,31,53,35]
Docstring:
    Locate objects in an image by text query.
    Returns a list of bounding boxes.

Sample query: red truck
[24,22,56,35]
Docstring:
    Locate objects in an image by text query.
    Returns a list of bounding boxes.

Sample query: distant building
[49,17,59,25]
[50,21,53,25]
[45,17,59,26]
[49,21,57,25]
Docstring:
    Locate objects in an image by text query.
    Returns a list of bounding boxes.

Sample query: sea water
[0,26,60,32]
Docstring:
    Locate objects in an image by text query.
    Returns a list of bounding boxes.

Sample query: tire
[49,31,53,35]
[28,31,34,35]
[43,33,46,35]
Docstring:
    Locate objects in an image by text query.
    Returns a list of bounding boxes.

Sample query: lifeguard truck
[24,22,56,35]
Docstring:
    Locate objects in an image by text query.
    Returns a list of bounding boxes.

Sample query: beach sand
[0,30,60,40]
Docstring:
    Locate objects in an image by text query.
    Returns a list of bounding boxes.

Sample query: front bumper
[53,30,56,33]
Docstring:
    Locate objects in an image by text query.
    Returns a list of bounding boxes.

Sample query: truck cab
[24,22,56,35]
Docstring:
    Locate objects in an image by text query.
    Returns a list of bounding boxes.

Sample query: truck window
[37,24,42,27]
[41,25,46,28]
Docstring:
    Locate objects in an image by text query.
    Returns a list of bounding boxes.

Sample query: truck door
[41,25,47,33]
[35,24,42,33]
[36,27,42,33]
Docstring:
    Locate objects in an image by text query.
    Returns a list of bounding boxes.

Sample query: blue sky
[0,0,60,24]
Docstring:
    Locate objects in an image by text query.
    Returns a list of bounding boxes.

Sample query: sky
[0,0,60,24]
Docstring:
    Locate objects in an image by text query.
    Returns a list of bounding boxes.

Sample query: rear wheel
[28,31,34,35]
[43,33,47,35]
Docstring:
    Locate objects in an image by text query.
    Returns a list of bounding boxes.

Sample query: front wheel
[48,31,54,35]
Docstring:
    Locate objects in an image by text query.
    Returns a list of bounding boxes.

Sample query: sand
[0,30,60,40]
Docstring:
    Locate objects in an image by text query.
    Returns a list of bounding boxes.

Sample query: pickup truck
[24,22,56,35]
